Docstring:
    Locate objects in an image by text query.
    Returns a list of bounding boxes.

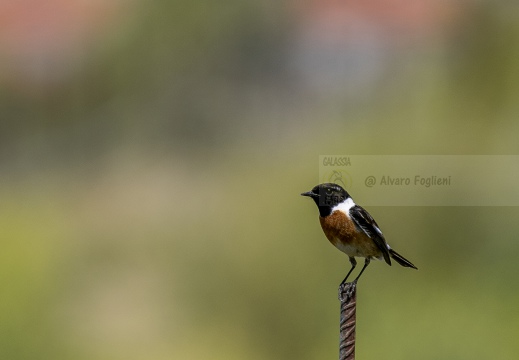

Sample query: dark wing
[349,205,391,265]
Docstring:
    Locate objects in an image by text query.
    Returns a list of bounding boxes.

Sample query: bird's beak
[301,191,318,198]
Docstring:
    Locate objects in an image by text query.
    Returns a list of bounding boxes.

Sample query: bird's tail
[389,249,418,269]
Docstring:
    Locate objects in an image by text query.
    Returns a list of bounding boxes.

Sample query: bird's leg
[339,258,372,301]
[338,257,356,300]
[353,258,371,283]
[340,257,357,286]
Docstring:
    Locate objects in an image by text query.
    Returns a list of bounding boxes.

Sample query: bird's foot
[338,280,357,302]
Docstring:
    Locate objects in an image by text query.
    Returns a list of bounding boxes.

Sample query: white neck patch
[331,197,355,217]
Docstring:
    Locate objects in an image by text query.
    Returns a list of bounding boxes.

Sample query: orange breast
[319,210,382,259]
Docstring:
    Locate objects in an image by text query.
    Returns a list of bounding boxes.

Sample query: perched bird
[301,183,417,299]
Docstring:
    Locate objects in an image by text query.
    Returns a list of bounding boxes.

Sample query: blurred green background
[2,1,519,359]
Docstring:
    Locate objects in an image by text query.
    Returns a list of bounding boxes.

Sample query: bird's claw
[338,281,357,302]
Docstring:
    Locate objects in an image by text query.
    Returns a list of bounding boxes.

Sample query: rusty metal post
[339,282,356,360]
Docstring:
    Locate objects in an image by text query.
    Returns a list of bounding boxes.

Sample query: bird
[301,183,417,300]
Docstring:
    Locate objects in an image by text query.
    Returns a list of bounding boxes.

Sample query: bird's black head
[301,183,350,217]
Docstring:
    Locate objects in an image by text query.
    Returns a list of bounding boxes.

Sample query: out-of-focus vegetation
[1,1,519,359]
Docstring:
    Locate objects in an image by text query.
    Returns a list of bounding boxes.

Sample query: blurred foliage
[1,1,519,359]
